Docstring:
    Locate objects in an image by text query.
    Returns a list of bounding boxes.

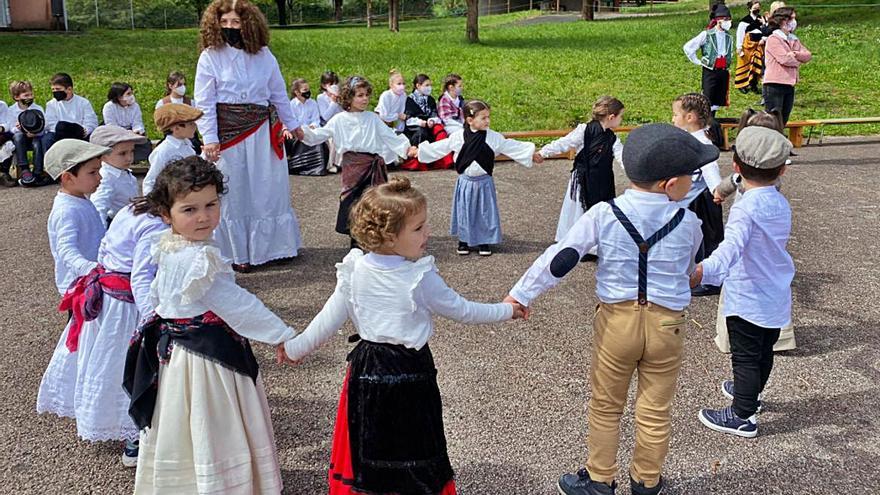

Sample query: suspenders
[608,200,686,306]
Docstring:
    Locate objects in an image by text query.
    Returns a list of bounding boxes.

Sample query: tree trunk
[581,0,594,20]
[466,0,479,43]
[389,0,399,32]
[613,0,620,12]
[275,0,288,25]
[367,0,372,28]
[335,0,344,22]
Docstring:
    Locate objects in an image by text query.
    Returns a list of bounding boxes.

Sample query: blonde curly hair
[349,176,427,252]
[199,0,269,55]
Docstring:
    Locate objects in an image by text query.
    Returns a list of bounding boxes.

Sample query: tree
[466,0,478,42]
[389,0,399,32]
[186,0,209,20]
[275,0,288,25]
[581,0,593,21]
[335,0,344,22]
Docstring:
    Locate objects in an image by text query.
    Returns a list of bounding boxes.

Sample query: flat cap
[734,126,792,169]
[45,139,111,180]
[154,103,203,132]
[89,124,148,147]
[622,123,720,183]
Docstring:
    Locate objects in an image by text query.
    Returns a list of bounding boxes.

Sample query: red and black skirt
[329,340,456,495]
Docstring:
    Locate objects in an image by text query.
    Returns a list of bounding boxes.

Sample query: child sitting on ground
[44,72,99,144]
[437,73,465,133]
[6,80,46,187]
[375,69,408,134]
[102,82,152,162]
[89,125,149,226]
[286,77,327,176]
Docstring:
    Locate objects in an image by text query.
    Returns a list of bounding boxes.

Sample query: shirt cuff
[700,259,723,287]
[508,287,533,308]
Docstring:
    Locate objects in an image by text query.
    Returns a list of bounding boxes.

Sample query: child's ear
[777,164,787,177]
[732,162,742,174]
[160,210,172,225]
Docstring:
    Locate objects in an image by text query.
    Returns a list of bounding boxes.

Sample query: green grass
[1,6,878,139]
[621,0,710,14]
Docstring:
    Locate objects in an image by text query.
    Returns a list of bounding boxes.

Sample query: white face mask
[174,85,186,96]
[787,19,797,32]
[328,84,340,96]
[392,83,405,96]
[123,95,136,106]
[419,85,433,96]
[720,20,732,31]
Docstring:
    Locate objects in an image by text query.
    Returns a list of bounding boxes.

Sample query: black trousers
[728,316,780,418]
[763,83,795,125]
[688,188,724,264]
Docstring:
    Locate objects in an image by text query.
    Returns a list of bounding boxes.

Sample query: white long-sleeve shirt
[301,110,411,165]
[289,97,321,129]
[418,128,535,177]
[45,95,98,135]
[680,128,722,205]
[98,204,168,317]
[284,250,513,361]
[102,101,145,134]
[91,162,139,225]
[194,45,297,145]
[701,186,794,328]
[150,232,296,345]
[374,89,407,132]
[6,102,44,135]
[144,135,196,195]
[684,30,731,67]
[317,92,342,125]
[538,123,624,170]
[510,189,703,311]
[48,192,106,294]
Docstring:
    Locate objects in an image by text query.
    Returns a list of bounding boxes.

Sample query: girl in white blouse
[282,177,524,495]
[417,100,536,256]
[374,69,408,133]
[102,82,152,162]
[125,156,295,494]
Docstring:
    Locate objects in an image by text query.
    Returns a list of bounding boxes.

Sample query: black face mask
[52,90,67,101]
[221,28,243,48]
[301,91,312,99]
[19,98,34,106]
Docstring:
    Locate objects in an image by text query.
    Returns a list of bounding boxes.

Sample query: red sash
[58,265,133,352]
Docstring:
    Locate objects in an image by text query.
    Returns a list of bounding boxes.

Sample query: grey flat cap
[45,139,112,180]
[622,123,720,182]
[89,124,148,148]
[734,126,792,169]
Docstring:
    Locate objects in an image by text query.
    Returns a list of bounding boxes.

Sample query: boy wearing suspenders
[508,124,719,495]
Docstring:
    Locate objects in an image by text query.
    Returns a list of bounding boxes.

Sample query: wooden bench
[807,117,880,145]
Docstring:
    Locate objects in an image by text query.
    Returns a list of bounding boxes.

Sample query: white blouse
[91,162,139,226]
[374,89,407,132]
[102,101,145,134]
[539,123,624,170]
[150,232,295,345]
[418,128,535,177]
[290,97,321,129]
[317,92,342,124]
[47,192,106,294]
[284,250,513,361]
[680,128,722,205]
[301,110,411,165]
[194,45,297,145]
[144,135,196,195]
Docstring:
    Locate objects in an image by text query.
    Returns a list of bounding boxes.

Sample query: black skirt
[688,188,724,263]
[345,340,454,494]
[701,67,731,108]
[286,139,328,176]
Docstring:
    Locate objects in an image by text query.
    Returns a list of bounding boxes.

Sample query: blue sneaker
[698,406,758,438]
[721,380,763,413]
[557,468,616,495]
[122,439,139,468]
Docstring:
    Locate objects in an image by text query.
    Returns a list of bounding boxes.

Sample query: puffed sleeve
[540,124,586,157]
[373,113,411,158]
[418,131,458,163]
[194,50,220,144]
[413,259,513,324]
[491,130,535,168]
[301,115,336,146]
[131,221,167,318]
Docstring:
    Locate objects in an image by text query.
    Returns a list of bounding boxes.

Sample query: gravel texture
[1,136,878,494]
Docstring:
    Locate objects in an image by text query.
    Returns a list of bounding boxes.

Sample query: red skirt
[400,124,454,172]
[328,367,457,495]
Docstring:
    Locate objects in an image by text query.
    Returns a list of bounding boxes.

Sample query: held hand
[419,120,428,128]
[294,127,305,141]
[689,264,704,288]
[275,343,288,364]
[281,128,294,141]
[712,188,725,204]
[398,112,408,121]
[203,143,221,163]
[427,120,435,128]
[406,146,419,158]
[504,295,530,320]
[532,152,544,164]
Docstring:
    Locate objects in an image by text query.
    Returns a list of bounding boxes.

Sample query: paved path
[1,137,878,493]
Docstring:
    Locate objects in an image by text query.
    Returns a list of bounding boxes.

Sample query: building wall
[9,0,56,30]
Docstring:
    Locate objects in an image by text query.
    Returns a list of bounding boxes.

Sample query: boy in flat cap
[692,126,793,438]
[89,125,148,226]
[507,124,718,495]
[143,103,202,194]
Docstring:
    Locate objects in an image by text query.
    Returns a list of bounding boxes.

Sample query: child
[437,73,465,133]
[374,69,408,134]
[402,74,453,171]
[44,72,99,144]
[36,139,110,422]
[282,176,524,495]
[0,98,14,187]
[89,125,149,226]
[317,71,342,173]
[123,156,295,493]
[537,96,625,260]
[154,71,193,110]
[691,126,794,438]
[507,124,717,495]
[418,100,536,256]
[6,80,46,187]
[734,1,767,95]
[684,4,734,118]
[671,93,724,296]
[300,76,417,245]
[143,103,201,195]
[286,77,327,176]
[102,82,152,162]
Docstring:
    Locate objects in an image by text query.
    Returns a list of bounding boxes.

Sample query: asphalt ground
[1,136,878,494]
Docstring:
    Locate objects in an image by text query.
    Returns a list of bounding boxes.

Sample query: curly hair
[349,176,428,253]
[132,156,228,218]
[674,93,712,128]
[591,95,625,122]
[199,0,269,55]
[339,75,373,111]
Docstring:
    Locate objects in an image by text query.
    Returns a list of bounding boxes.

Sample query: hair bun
[385,176,412,193]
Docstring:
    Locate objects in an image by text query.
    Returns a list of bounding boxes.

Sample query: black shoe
[691,284,721,297]
[580,253,598,263]
[34,172,55,187]
[457,241,470,255]
[631,476,663,495]
[478,244,492,256]
[789,150,797,157]
[558,468,616,495]
[0,172,17,187]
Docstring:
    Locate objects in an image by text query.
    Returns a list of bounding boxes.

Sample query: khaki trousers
[586,301,687,488]
[714,290,796,352]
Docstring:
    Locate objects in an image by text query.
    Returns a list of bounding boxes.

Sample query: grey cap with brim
[733,126,792,169]
[89,124,148,148]
[45,139,112,180]
[622,123,720,183]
